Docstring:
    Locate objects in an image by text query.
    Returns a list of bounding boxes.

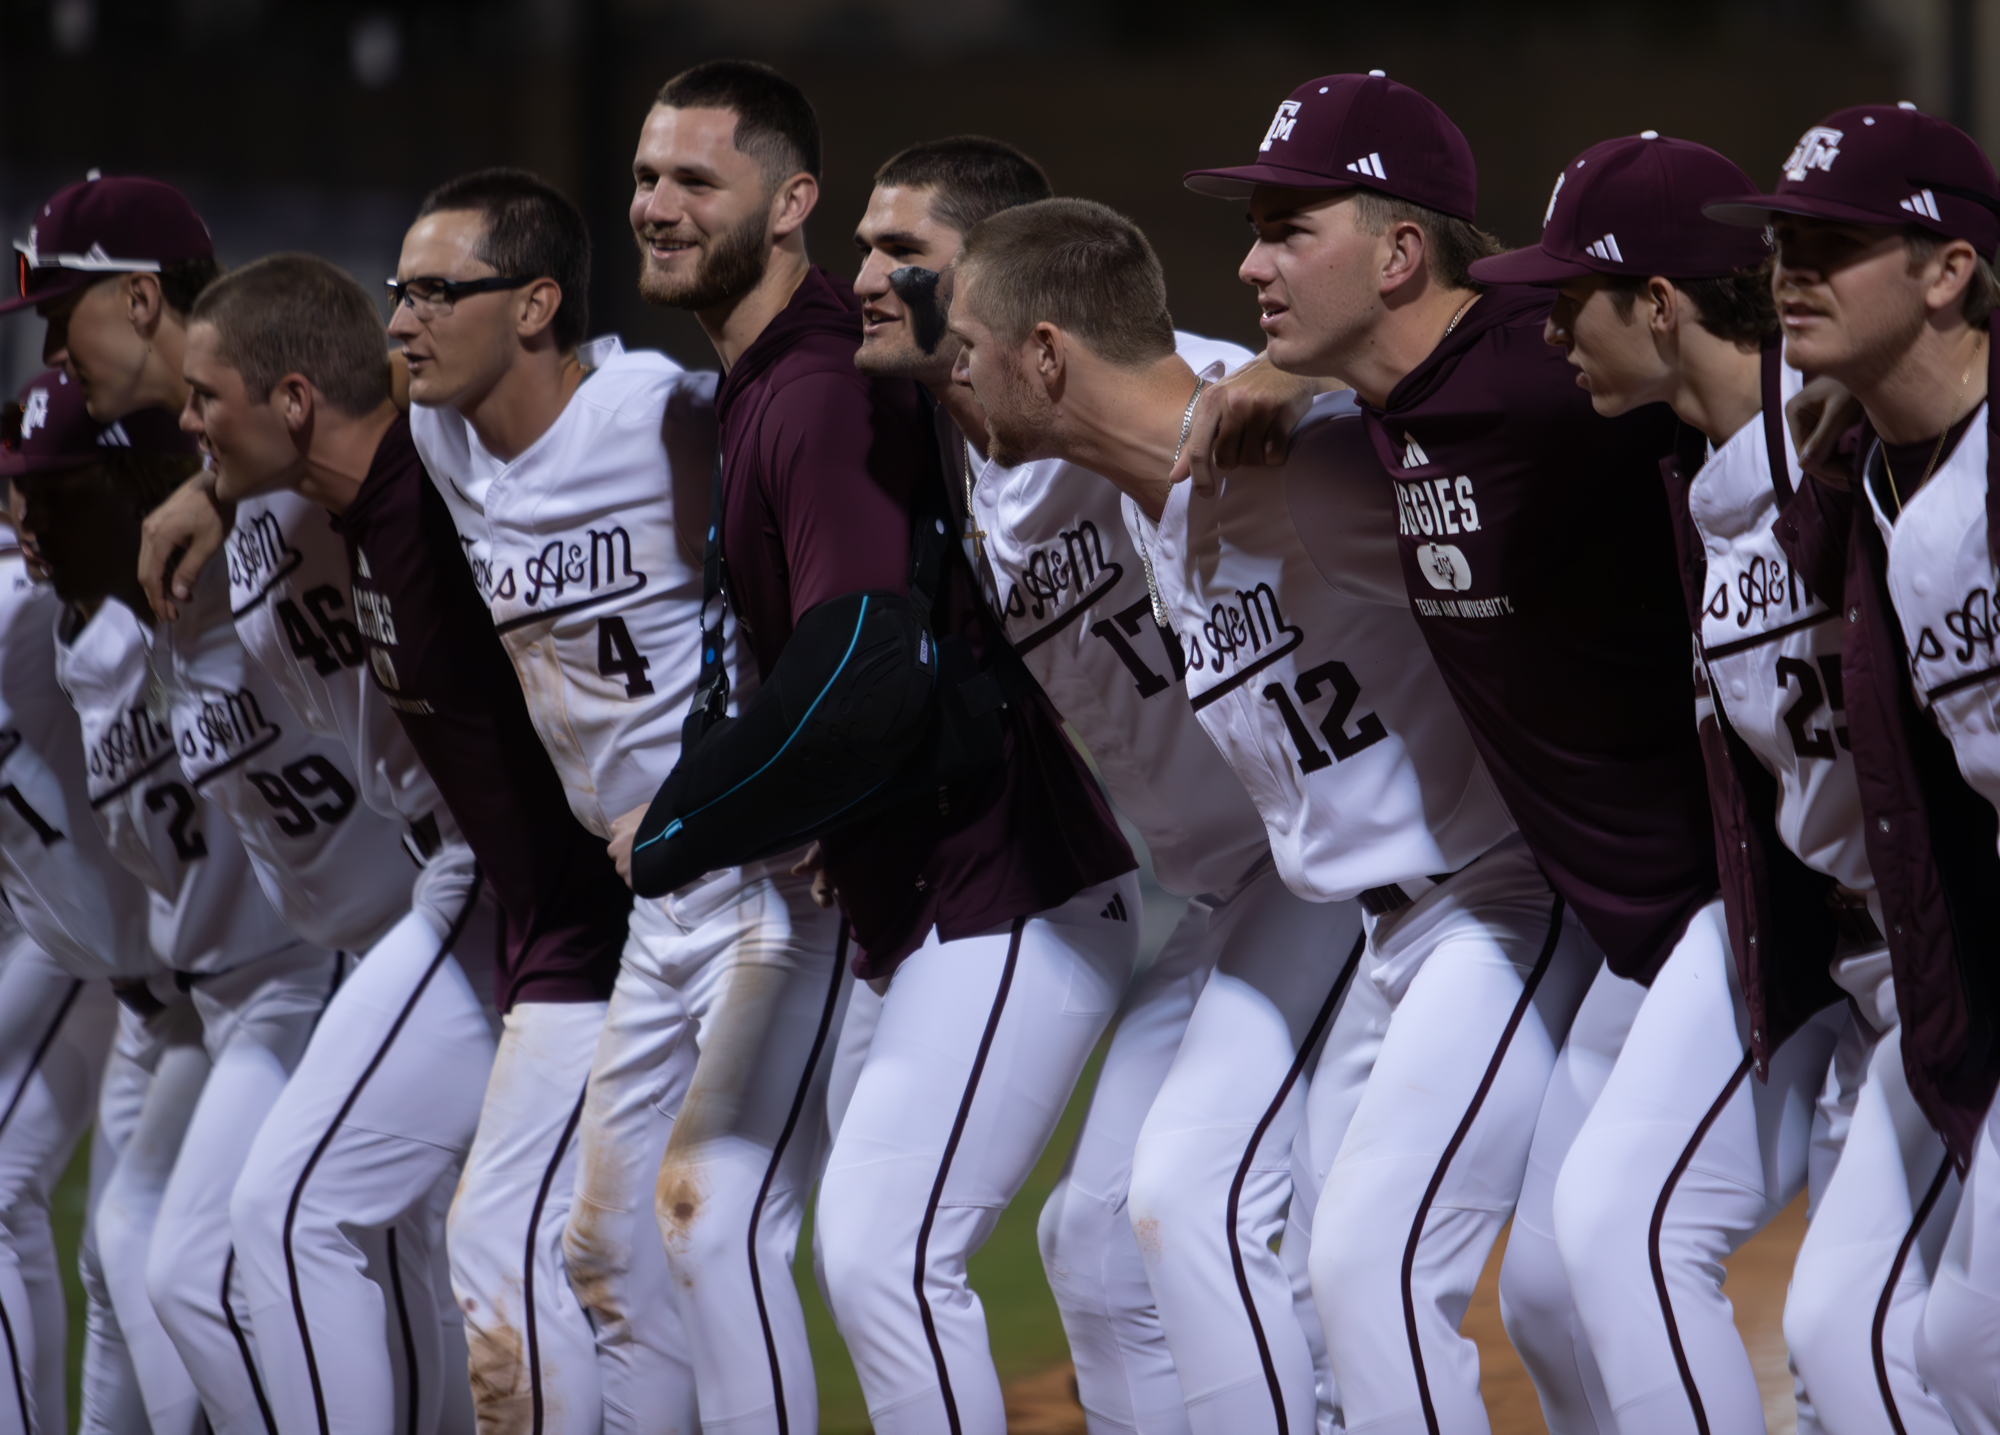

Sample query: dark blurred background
[0,0,1986,394]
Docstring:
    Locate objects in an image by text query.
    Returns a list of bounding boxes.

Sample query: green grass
[46,1042,1108,1434]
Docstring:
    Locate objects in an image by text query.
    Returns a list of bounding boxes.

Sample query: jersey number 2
[597,617,655,698]
[1777,654,1849,760]
[1261,661,1387,774]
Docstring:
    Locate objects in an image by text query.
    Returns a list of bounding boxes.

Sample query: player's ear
[769,172,819,242]
[126,273,165,338]
[518,279,563,343]
[1031,321,1065,393]
[1647,277,1677,335]
[274,373,315,437]
[1380,221,1427,297]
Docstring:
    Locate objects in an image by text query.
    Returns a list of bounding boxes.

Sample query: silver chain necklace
[1136,375,1208,629]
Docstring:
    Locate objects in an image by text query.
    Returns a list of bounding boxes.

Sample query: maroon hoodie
[1356,285,1715,981]
[714,266,1132,976]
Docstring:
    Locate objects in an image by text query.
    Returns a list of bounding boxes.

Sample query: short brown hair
[190,254,391,418]
[1606,258,1778,347]
[656,60,821,184]
[957,198,1174,368]
[1904,230,1997,330]
[873,137,1052,236]
[418,168,591,351]
[1351,191,1505,292]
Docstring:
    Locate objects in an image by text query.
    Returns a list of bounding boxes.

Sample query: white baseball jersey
[225,487,473,927]
[411,342,739,838]
[1868,403,2000,839]
[0,545,157,981]
[1126,391,1514,903]
[54,594,299,974]
[154,559,414,953]
[972,333,1271,899]
[1690,362,1874,895]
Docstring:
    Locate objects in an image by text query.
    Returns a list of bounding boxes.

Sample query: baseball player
[949,196,1599,1434]
[0,397,177,1435]
[140,243,637,1435]
[1705,104,2000,1434]
[1177,73,1732,1433]
[10,175,459,1434]
[171,256,500,1435]
[385,165,847,1434]
[3,363,299,1435]
[1476,133,1922,1433]
[851,139,1376,1434]
[627,62,1137,1435]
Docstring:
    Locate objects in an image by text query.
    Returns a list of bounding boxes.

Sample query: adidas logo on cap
[1900,189,1942,221]
[1586,233,1625,262]
[1346,152,1388,181]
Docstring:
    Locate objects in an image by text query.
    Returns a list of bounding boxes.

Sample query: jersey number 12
[1261,660,1387,774]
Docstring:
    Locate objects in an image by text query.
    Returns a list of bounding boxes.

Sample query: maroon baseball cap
[1470,133,1771,287]
[0,370,196,478]
[2,173,213,317]
[1184,72,1478,222]
[1705,104,2000,259]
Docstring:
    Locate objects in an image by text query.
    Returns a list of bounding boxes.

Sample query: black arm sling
[628,424,1008,898]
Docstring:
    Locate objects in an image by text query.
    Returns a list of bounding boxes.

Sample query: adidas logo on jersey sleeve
[1345,153,1388,180]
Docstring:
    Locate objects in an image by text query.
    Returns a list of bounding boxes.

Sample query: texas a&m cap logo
[1186,71,1478,221]
[1260,100,1302,153]
[1782,127,1843,183]
[1707,103,2000,260]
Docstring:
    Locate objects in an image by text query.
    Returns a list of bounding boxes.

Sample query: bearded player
[853,140,1386,1434]
[388,165,846,1433]
[1707,103,2000,1434]
[627,62,1138,1435]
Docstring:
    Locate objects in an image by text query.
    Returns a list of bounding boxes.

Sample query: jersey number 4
[597,617,655,698]
[1261,661,1387,774]
[278,586,366,676]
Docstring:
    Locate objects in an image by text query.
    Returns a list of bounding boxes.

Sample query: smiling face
[386,209,523,412]
[853,183,964,379]
[40,276,153,422]
[1772,219,1928,383]
[1239,187,1386,379]
[180,321,301,501]
[1544,274,1675,417]
[948,267,1055,468]
[629,104,775,314]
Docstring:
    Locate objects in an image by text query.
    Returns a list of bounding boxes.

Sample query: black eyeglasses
[384,273,539,317]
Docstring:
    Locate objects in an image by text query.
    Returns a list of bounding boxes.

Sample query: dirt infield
[1000,1197,1810,1434]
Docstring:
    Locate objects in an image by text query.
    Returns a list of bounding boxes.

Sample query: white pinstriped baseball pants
[816,874,1141,1435]
[0,936,115,1435]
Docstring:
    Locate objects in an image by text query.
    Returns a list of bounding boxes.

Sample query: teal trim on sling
[635,596,875,853]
